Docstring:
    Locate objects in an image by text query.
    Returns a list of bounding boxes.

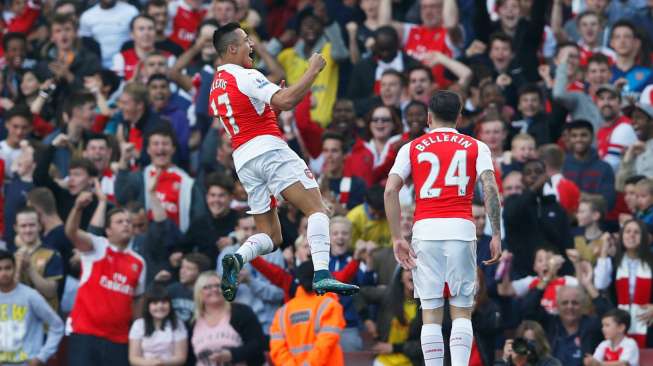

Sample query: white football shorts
[237,146,318,214]
[411,238,477,309]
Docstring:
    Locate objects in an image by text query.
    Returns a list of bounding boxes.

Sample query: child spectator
[128,285,188,365]
[498,246,578,315]
[572,194,607,264]
[167,253,211,325]
[584,309,639,366]
[500,133,535,177]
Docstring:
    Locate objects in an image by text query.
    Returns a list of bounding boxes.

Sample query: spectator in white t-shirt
[129,285,188,366]
[79,0,138,68]
[0,106,33,179]
[584,308,639,366]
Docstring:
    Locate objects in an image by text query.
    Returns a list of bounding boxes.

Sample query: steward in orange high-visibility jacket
[269,261,346,366]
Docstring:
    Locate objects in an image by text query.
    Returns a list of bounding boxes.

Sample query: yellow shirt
[346,204,391,248]
[376,299,418,366]
[277,43,338,126]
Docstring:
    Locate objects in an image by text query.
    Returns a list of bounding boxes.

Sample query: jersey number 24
[418,150,470,199]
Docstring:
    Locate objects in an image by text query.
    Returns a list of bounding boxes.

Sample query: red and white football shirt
[403,25,456,88]
[168,0,207,49]
[389,127,494,241]
[512,275,579,314]
[208,63,285,170]
[593,337,639,365]
[69,234,145,343]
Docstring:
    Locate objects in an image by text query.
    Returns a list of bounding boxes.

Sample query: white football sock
[450,318,473,366]
[235,233,274,264]
[421,323,444,366]
[307,212,330,271]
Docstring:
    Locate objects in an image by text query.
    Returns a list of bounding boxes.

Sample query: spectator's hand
[147,168,161,196]
[308,53,326,73]
[372,342,393,355]
[84,75,103,96]
[614,78,628,92]
[52,133,70,148]
[566,248,581,264]
[502,339,514,362]
[216,236,233,250]
[483,234,502,265]
[13,141,35,178]
[169,252,183,268]
[422,51,444,67]
[637,304,653,325]
[345,21,358,36]
[546,254,565,279]
[119,142,136,166]
[465,40,486,58]
[209,349,232,363]
[283,246,294,268]
[577,261,594,288]
[496,73,512,88]
[538,64,553,88]
[238,267,250,283]
[624,141,646,162]
[392,237,417,270]
[94,179,107,203]
[353,240,367,260]
[600,233,615,258]
[154,270,172,282]
[0,97,14,110]
[75,191,94,209]
[583,354,600,366]
[364,319,378,339]
[49,61,73,82]
[501,151,512,165]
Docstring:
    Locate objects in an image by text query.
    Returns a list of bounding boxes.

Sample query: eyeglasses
[559,300,580,306]
[371,117,392,123]
[202,284,220,291]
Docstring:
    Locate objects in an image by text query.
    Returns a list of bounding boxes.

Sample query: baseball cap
[596,84,620,97]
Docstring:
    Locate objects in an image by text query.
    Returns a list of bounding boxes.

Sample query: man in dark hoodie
[562,120,616,211]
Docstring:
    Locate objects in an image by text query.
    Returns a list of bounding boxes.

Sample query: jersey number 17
[210,93,240,136]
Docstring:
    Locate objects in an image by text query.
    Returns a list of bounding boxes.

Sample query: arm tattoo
[480,170,501,236]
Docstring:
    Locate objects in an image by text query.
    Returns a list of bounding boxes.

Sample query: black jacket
[177,209,239,262]
[509,111,561,147]
[504,190,573,278]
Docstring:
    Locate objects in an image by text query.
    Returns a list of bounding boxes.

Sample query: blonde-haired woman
[191,272,265,366]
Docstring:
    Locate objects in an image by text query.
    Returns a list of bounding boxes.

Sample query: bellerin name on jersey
[414,133,472,151]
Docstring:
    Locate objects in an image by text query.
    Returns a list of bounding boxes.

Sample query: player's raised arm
[269,53,326,111]
[480,170,502,265]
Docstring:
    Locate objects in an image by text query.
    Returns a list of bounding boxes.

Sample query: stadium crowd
[0,0,653,364]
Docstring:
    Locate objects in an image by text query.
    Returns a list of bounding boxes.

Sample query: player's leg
[445,240,477,366]
[448,305,474,366]
[420,306,445,366]
[280,179,359,295]
[222,157,280,301]
[414,239,447,366]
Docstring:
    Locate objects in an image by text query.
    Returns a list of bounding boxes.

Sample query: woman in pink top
[191,272,265,366]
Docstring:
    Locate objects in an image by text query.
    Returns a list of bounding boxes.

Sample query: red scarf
[615,258,652,347]
[338,176,351,205]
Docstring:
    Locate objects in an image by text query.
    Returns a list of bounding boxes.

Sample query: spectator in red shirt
[113,15,161,81]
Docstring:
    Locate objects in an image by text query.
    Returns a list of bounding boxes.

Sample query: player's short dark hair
[429,90,462,124]
[27,187,58,215]
[407,64,434,83]
[603,308,631,330]
[205,172,235,193]
[564,119,594,134]
[2,32,26,50]
[0,250,15,267]
[182,253,212,272]
[4,105,33,125]
[69,158,99,177]
[130,14,155,32]
[213,22,242,57]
